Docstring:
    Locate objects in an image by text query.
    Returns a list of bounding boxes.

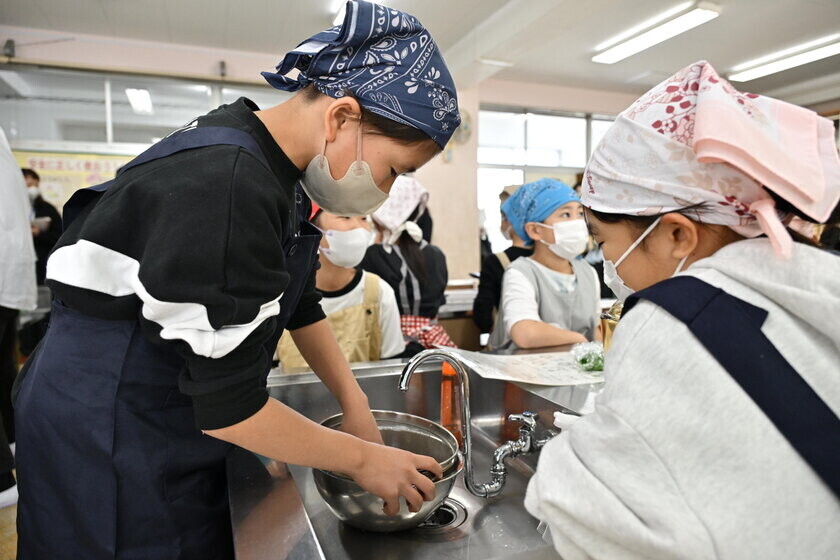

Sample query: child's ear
[524,222,541,242]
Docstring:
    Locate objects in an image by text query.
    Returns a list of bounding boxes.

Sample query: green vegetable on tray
[571,342,605,372]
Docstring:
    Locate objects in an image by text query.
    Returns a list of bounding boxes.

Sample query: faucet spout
[399,350,557,498]
[399,349,490,496]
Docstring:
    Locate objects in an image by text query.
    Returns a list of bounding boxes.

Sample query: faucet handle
[507,411,538,432]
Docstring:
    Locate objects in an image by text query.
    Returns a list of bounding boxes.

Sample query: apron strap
[391,244,422,316]
[362,271,380,309]
[361,272,382,359]
[625,275,840,498]
[63,126,270,230]
[495,251,511,270]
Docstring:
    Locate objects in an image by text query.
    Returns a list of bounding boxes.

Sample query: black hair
[21,168,40,182]
[589,190,840,249]
[395,204,428,284]
[300,84,437,148]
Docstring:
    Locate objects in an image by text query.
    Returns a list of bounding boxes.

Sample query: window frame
[478,104,615,175]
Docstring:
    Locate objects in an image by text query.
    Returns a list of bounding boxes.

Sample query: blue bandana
[502,178,580,245]
[262,1,460,148]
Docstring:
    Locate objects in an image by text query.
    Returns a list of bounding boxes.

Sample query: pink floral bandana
[583,61,840,258]
[372,175,429,236]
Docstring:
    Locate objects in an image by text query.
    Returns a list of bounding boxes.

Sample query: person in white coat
[525,61,840,560]
[0,126,37,507]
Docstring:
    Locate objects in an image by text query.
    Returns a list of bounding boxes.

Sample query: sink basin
[229,359,599,560]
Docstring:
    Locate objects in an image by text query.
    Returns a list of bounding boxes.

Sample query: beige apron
[277,272,383,370]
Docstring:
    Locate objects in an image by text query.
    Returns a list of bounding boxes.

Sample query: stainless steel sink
[229,359,600,560]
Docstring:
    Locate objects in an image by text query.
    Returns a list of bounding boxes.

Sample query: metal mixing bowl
[314,410,464,532]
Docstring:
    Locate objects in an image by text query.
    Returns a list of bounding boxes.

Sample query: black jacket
[31,196,62,285]
[361,242,448,318]
[472,245,532,333]
[46,98,324,429]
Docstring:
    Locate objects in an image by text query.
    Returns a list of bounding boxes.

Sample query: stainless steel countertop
[231,351,603,559]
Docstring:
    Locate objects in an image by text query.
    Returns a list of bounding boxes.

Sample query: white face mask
[301,122,388,217]
[27,186,40,202]
[536,219,589,260]
[319,226,374,268]
[603,216,689,302]
[501,225,512,241]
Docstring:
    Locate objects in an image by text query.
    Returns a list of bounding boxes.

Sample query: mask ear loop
[614,216,662,268]
[321,114,363,159]
[356,117,363,164]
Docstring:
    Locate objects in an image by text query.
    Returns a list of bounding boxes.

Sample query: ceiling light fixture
[478,57,515,68]
[592,2,720,64]
[728,35,840,82]
[125,88,153,115]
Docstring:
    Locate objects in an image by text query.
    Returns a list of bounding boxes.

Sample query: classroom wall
[414,86,481,280]
[480,78,641,116]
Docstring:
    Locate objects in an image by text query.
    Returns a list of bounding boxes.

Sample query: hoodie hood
[688,238,840,348]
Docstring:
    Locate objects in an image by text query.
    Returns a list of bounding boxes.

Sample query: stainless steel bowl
[314,410,464,532]
[319,410,460,473]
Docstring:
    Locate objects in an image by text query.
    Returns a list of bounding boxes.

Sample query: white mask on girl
[319,227,374,268]
[603,216,688,302]
[301,121,388,216]
[535,219,589,260]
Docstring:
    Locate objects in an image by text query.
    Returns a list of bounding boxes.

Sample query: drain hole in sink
[424,505,456,527]
[415,499,467,531]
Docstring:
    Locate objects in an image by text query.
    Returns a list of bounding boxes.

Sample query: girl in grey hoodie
[525,61,840,560]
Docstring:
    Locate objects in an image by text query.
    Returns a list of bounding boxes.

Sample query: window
[525,113,587,168]
[590,118,615,153]
[478,111,588,168]
[477,111,526,165]
[0,67,106,142]
[477,109,614,252]
[109,75,217,144]
[0,65,291,148]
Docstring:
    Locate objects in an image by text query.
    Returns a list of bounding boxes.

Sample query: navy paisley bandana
[261,1,460,148]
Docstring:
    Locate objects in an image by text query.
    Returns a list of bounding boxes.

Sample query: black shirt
[31,196,63,285]
[47,98,325,430]
[361,242,448,318]
[472,245,532,333]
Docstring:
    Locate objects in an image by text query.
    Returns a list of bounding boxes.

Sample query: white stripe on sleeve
[47,240,282,359]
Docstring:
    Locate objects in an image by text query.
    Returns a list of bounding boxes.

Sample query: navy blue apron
[625,276,840,498]
[15,126,321,559]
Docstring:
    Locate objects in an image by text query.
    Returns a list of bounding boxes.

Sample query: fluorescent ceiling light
[728,37,840,82]
[595,2,693,51]
[730,33,840,71]
[125,88,153,115]
[592,2,720,64]
[478,57,515,68]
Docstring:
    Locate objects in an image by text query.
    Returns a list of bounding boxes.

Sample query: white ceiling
[1,0,838,102]
[0,0,508,55]
[488,0,840,96]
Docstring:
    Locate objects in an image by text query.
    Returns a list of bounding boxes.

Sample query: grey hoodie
[525,239,840,560]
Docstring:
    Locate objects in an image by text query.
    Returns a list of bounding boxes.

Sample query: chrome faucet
[398,349,557,498]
